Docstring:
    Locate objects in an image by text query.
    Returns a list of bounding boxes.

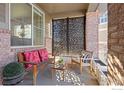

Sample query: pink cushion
[30,51,41,63]
[24,51,32,69]
[38,49,48,62]
[24,51,41,69]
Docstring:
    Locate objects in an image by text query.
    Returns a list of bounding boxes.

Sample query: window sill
[11,45,44,49]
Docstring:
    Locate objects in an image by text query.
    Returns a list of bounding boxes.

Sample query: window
[0,4,6,22]
[0,4,9,29]
[33,8,44,45]
[10,4,45,47]
[11,4,32,46]
[99,12,108,24]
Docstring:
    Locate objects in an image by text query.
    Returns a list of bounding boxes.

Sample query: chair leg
[33,65,38,85]
[80,59,83,74]
[63,70,65,81]
[80,66,82,74]
[40,64,46,76]
[90,60,93,72]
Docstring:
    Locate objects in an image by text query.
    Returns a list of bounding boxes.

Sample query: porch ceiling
[36,3,89,15]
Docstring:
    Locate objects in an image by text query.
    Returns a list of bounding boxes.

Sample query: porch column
[86,11,99,58]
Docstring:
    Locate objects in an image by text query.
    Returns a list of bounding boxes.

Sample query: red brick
[108,38,118,44]
[86,12,99,58]
[119,39,124,45]
[108,4,124,85]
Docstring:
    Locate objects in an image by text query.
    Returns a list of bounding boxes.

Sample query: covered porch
[0,3,121,85]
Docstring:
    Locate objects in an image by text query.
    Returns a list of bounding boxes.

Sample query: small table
[51,62,68,81]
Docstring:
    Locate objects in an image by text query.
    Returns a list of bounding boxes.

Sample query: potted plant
[58,58,64,68]
[2,62,25,85]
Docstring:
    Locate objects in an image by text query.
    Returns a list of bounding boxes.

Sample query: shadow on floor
[18,64,99,85]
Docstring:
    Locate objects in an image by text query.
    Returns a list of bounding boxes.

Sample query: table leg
[40,64,46,77]
[33,64,38,85]
[51,68,53,79]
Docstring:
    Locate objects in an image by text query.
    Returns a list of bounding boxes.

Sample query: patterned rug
[55,70,84,85]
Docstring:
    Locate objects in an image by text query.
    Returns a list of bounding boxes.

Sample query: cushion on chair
[38,48,48,62]
[24,51,41,69]
[29,51,41,63]
[24,51,33,69]
[17,52,30,69]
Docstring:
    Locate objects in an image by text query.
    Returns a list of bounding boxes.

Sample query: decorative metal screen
[52,19,67,55]
[68,17,85,54]
[52,17,85,55]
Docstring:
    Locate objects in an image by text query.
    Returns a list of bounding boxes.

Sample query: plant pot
[2,62,25,85]
[2,73,24,85]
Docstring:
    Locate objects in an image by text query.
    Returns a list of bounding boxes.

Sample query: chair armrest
[71,55,81,58]
[20,61,37,65]
[71,55,83,60]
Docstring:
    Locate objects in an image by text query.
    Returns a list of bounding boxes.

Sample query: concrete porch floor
[18,64,99,85]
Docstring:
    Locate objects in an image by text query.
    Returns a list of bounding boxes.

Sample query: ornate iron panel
[68,17,85,54]
[52,17,85,55]
[52,19,67,55]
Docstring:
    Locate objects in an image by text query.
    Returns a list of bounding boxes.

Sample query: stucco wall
[98,23,108,65]
[51,11,85,19]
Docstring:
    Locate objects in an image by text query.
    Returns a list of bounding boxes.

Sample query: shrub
[3,62,25,78]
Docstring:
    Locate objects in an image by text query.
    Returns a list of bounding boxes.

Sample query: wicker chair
[71,50,93,74]
[17,52,40,85]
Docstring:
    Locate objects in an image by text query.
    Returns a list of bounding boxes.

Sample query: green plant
[3,62,25,78]
[58,58,64,64]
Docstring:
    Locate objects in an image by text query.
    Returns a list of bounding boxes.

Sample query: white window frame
[9,3,45,48]
[99,12,108,24]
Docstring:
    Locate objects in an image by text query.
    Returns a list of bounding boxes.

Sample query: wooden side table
[51,63,68,81]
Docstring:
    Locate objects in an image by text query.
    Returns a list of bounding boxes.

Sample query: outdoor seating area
[0,3,124,86]
[1,49,100,85]
[17,60,99,85]
[0,3,107,85]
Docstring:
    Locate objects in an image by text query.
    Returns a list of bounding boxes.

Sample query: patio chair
[17,49,55,84]
[38,49,55,76]
[17,51,41,85]
[71,50,93,74]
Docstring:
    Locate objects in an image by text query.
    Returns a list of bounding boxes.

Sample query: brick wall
[0,28,45,75]
[0,29,15,83]
[108,4,124,85]
[86,12,99,58]
[0,29,14,68]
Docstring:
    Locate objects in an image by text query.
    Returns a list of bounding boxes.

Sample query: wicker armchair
[71,50,93,74]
